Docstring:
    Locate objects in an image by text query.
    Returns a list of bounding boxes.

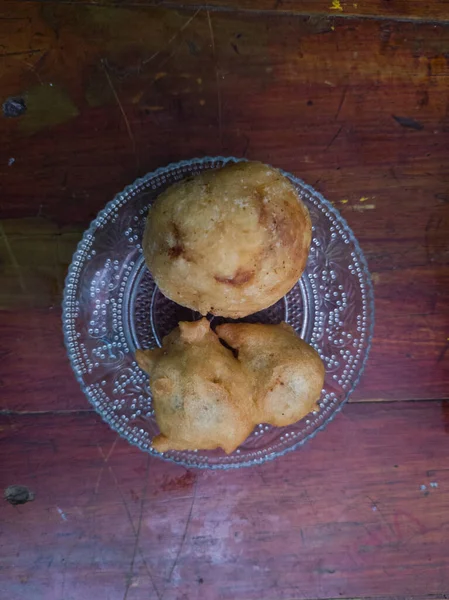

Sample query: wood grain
[1,401,449,600]
[1,2,448,409]
[2,3,449,232]
[8,0,449,22]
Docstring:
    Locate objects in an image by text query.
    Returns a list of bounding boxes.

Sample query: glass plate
[63,157,374,469]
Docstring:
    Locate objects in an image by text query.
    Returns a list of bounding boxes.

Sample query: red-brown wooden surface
[2,403,449,600]
[1,1,449,598]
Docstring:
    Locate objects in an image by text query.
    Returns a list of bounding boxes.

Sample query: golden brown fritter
[136,318,255,454]
[143,161,312,318]
[216,322,325,427]
[136,320,325,454]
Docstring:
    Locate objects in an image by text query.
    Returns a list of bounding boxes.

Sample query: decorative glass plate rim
[62,156,375,469]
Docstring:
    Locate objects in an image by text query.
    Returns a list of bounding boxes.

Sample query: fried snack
[143,161,312,318]
[216,322,325,427]
[135,318,255,454]
[137,319,325,454]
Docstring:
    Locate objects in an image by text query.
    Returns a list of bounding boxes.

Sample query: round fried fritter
[135,318,255,454]
[216,322,325,427]
[143,161,312,318]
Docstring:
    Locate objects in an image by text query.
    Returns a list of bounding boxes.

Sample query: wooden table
[1,2,449,599]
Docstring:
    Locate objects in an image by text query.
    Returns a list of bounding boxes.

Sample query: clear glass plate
[63,157,374,469]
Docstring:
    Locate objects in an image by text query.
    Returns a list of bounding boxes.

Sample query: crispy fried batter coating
[136,318,255,454]
[216,322,325,427]
[143,161,312,318]
[136,320,325,454]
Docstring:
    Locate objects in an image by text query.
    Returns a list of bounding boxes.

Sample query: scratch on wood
[104,437,119,462]
[335,85,347,120]
[325,124,343,150]
[0,49,44,58]
[161,478,198,599]
[389,166,399,181]
[95,437,119,494]
[437,339,449,363]
[257,469,268,485]
[393,510,427,543]
[23,60,44,85]
[101,60,138,169]
[123,455,153,600]
[142,9,201,66]
[60,528,87,599]
[302,488,318,517]
[144,38,190,93]
[97,448,161,599]
[242,132,250,157]
[424,213,443,264]
[207,10,223,150]
[366,495,395,538]
[0,223,28,298]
